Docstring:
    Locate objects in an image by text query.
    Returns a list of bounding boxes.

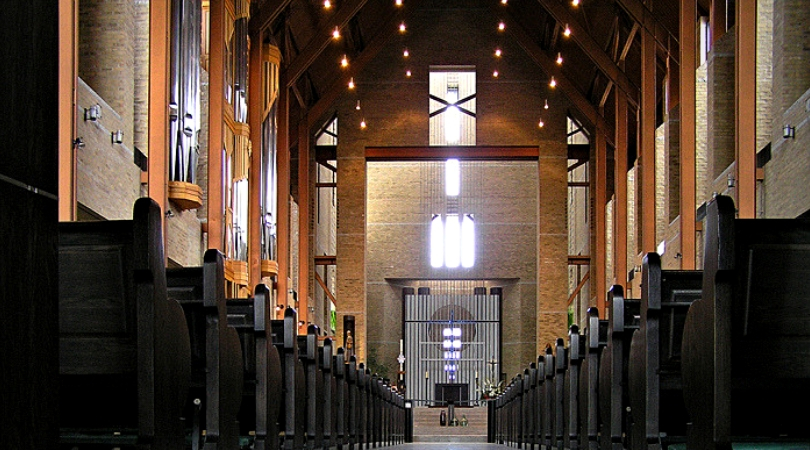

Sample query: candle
[425,371,429,379]
[400,339,403,353]
[475,371,478,379]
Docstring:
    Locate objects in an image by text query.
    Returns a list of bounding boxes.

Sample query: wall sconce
[298,320,306,327]
[727,173,735,188]
[73,137,85,149]
[111,130,124,144]
[783,125,795,139]
[84,104,101,122]
[275,304,284,311]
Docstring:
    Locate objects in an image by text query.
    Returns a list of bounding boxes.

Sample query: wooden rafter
[283,0,369,89]
[500,6,613,144]
[536,0,639,107]
[306,0,422,128]
[314,269,338,305]
[249,0,293,36]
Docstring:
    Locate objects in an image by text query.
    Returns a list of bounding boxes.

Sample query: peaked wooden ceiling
[249,0,708,143]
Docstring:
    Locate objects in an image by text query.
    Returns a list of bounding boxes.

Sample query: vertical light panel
[430,215,444,268]
[461,215,475,268]
[445,158,460,196]
[444,214,461,268]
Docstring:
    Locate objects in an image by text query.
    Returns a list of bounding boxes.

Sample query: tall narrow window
[430,68,476,146]
[446,158,460,196]
[460,214,475,268]
[430,215,444,268]
[444,214,461,268]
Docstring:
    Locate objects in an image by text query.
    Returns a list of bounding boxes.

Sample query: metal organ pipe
[169,0,201,184]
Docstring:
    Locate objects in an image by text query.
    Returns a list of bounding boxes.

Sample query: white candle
[400,339,403,353]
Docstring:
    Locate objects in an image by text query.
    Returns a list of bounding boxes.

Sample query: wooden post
[248,30,263,286]
[276,79,290,309]
[58,0,77,221]
[298,117,311,324]
[640,28,657,254]
[149,0,171,241]
[680,0,697,268]
[614,92,629,286]
[207,0,225,252]
[735,0,756,218]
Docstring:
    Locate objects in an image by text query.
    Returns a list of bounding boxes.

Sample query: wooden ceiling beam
[365,146,540,161]
[537,0,639,107]
[614,0,676,62]
[283,0,369,88]
[500,8,613,144]
[249,0,293,37]
[306,0,421,129]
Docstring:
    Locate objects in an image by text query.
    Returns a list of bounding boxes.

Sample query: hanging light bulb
[324,0,331,8]
[348,77,355,89]
[406,69,412,77]
[572,0,580,5]
[341,54,348,67]
[549,76,557,88]
[493,70,499,78]
[556,52,563,65]
[495,48,502,57]
[403,48,409,57]
[356,100,361,110]
[538,119,545,128]
[544,99,549,109]
[395,0,403,5]
[501,0,508,4]
[360,118,367,129]
[332,27,340,39]
[399,22,406,33]
[498,21,505,31]
[563,24,571,37]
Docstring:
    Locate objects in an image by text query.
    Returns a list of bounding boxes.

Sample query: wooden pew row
[627,253,701,450]
[271,308,406,450]
[166,249,244,450]
[58,197,191,449]
[682,195,810,449]
[225,284,283,450]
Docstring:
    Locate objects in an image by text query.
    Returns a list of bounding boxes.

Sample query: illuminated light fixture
[348,77,355,89]
[549,76,557,88]
[493,70,499,77]
[572,0,580,5]
[360,118,367,129]
[403,48,409,57]
[544,99,549,109]
[406,69,412,77]
[324,0,331,8]
[783,125,795,139]
[495,48,502,57]
[340,54,348,67]
[399,22,406,33]
[501,0,508,4]
[538,119,545,128]
[563,24,571,37]
[111,129,124,144]
[356,100,361,110]
[332,27,340,39]
[396,0,403,5]
[84,104,101,122]
[498,21,505,31]
[556,52,563,65]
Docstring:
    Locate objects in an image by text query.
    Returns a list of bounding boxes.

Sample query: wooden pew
[563,325,585,450]
[335,348,348,449]
[578,307,608,450]
[540,346,555,450]
[297,324,321,449]
[59,197,191,449]
[321,338,336,450]
[225,284,283,450]
[628,252,701,450]
[273,308,307,450]
[552,337,567,450]
[166,249,245,450]
[682,195,810,448]
[598,286,640,450]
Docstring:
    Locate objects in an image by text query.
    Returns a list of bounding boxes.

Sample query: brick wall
[76,79,141,220]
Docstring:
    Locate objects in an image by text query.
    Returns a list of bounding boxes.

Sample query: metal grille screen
[404,288,500,405]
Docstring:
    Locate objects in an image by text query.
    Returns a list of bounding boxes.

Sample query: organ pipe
[169,0,202,184]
